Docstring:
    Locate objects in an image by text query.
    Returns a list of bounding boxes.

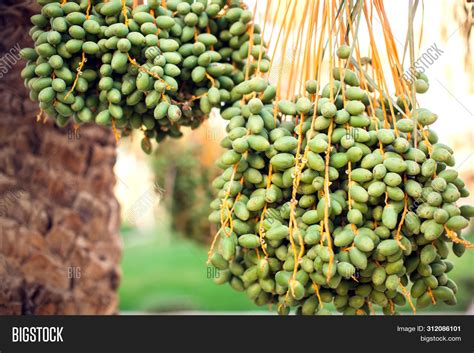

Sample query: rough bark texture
[0,0,122,315]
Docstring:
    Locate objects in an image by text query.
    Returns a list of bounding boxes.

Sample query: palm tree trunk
[0,0,122,314]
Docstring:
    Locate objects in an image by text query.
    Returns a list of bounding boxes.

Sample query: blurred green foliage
[151,140,217,244]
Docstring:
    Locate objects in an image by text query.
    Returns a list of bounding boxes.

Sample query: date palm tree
[0,0,122,314]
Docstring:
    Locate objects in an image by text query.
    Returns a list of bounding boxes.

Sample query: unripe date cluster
[208,62,473,315]
[21,0,270,152]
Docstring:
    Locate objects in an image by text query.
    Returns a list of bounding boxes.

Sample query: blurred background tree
[151,123,222,244]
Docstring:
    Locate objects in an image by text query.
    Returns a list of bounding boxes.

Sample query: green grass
[119,226,263,312]
[119,226,473,314]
